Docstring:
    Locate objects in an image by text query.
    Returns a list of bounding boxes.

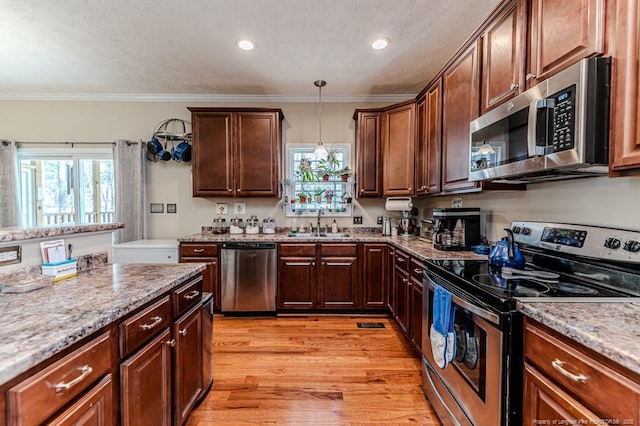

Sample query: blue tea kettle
[489,228,525,269]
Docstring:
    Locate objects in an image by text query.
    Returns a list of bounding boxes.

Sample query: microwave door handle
[534,98,556,156]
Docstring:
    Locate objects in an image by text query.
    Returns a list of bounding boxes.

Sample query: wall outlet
[452,197,463,208]
[167,203,177,213]
[150,203,164,213]
[376,216,383,225]
[0,245,21,266]
[353,216,363,225]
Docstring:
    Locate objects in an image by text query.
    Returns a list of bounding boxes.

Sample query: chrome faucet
[317,209,323,236]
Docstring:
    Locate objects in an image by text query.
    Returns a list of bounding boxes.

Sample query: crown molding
[0,92,415,103]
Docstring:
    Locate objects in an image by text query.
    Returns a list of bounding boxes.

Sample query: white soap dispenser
[331,219,338,233]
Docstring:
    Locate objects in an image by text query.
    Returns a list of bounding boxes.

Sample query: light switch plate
[167,203,177,213]
[150,203,164,213]
[353,216,363,225]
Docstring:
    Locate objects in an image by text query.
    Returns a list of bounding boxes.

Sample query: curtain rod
[3,140,142,147]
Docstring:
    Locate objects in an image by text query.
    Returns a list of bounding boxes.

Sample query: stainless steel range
[421,221,640,425]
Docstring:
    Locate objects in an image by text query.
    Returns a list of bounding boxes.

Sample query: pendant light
[313,80,328,158]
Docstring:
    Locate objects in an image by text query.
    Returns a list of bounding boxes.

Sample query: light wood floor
[186,316,441,425]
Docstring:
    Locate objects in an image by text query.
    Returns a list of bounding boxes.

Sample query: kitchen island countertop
[0,262,205,387]
[178,231,487,263]
[517,300,640,376]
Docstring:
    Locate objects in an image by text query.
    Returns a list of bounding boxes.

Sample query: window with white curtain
[17,148,115,227]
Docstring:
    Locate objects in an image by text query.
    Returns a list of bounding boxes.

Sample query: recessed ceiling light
[237,39,255,51]
[372,38,390,50]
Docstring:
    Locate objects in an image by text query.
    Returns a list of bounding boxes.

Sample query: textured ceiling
[0,0,500,101]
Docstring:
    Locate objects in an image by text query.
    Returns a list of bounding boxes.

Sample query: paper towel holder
[384,197,413,212]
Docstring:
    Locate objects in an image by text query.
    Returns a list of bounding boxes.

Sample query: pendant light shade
[313,80,328,158]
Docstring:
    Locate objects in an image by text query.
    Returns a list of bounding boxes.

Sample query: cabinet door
[174,305,203,426]
[382,101,416,196]
[415,96,428,195]
[191,111,234,196]
[409,280,423,352]
[442,40,481,193]
[527,0,604,87]
[354,111,382,197]
[120,328,172,426]
[362,244,387,308]
[277,256,316,309]
[386,247,395,314]
[481,0,525,112]
[610,0,640,172]
[417,80,443,195]
[180,258,219,310]
[47,375,113,426]
[394,268,410,336]
[524,364,600,424]
[318,256,359,308]
[235,112,281,197]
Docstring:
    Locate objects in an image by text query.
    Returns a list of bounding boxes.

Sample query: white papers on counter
[40,239,67,263]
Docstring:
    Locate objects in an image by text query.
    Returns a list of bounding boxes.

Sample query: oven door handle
[424,272,500,326]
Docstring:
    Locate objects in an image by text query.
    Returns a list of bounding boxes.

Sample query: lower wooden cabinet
[278,244,317,309]
[409,278,423,352]
[173,304,203,426]
[362,244,387,309]
[48,375,114,426]
[179,243,220,310]
[394,266,410,335]
[120,328,173,426]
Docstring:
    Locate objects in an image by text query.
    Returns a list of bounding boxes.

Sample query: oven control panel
[510,221,640,263]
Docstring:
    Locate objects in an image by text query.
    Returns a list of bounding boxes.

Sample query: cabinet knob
[360,189,364,193]
[526,73,536,81]
[179,329,188,336]
[165,339,176,347]
[408,187,412,191]
[510,83,519,91]
[228,188,233,192]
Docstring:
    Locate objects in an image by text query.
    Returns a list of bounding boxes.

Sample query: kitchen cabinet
[393,250,410,335]
[481,0,526,112]
[188,108,284,197]
[318,244,359,309]
[526,0,605,88]
[278,244,317,309]
[382,100,417,196]
[386,245,396,314]
[441,40,481,193]
[353,110,383,197]
[415,80,442,195]
[361,244,387,309]
[409,258,424,352]
[173,304,202,426]
[47,375,113,426]
[6,330,115,426]
[278,243,360,310]
[610,0,640,173]
[180,243,219,310]
[523,319,640,424]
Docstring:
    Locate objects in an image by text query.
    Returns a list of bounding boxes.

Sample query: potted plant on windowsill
[313,187,325,203]
[338,166,352,182]
[295,158,316,182]
[324,189,334,204]
[298,191,309,204]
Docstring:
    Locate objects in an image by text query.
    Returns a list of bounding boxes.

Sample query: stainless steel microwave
[469,57,611,183]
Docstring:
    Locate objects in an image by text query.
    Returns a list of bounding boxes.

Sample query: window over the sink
[284,144,353,218]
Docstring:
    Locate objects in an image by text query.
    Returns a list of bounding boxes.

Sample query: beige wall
[1,100,639,243]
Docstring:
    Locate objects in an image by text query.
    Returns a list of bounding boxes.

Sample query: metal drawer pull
[179,329,188,336]
[53,365,92,392]
[140,316,163,330]
[552,359,588,384]
[184,290,200,300]
[193,248,205,253]
[396,257,405,262]
[414,268,423,274]
[166,339,176,347]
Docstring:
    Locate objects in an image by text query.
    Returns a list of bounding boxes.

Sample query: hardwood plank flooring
[186,316,441,425]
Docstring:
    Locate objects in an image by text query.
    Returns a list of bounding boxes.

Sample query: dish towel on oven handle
[430,285,456,369]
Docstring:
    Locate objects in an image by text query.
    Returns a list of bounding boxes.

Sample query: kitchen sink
[287,233,351,238]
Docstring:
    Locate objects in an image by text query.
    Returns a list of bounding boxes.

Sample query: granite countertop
[178,231,487,263]
[0,262,205,387]
[517,301,640,376]
[0,223,124,242]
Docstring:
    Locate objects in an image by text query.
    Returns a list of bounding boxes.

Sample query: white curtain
[0,140,19,228]
[113,140,145,244]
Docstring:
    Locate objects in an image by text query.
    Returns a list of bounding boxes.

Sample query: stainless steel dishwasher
[220,242,277,313]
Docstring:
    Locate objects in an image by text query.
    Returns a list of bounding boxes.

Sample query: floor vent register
[356,322,385,329]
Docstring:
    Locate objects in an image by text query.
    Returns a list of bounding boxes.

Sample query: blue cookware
[488,228,525,269]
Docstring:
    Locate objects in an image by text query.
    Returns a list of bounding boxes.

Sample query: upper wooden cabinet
[610,0,640,173]
[353,110,382,197]
[416,80,443,195]
[526,0,605,87]
[382,100,417,196]
[481,0,526,112]
[441,40,481,193]
[188,108,284,197]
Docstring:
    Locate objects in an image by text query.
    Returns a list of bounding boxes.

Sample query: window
[17,148,115,227]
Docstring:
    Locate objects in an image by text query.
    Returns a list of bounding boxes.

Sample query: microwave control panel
[551,85,576,152]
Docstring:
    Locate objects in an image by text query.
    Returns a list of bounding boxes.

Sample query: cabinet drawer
[410,258,425,284]
[120,296,172,358]
[7,330,114,426]
[47,374,113,426]
[173,275,203,318]
[279,244,316,257]
[180,243,218,257]
[525,320,640,420]
[319,243,357,257]
[394,250,410,272]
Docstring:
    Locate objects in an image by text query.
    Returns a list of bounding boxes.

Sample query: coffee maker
[432,208,481,251]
